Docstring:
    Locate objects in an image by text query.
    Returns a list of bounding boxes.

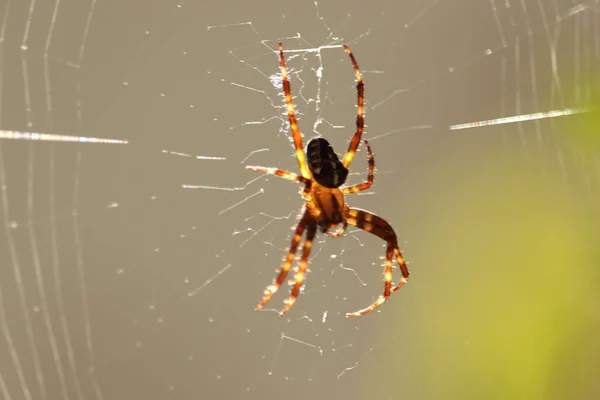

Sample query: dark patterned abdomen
[306,138,348,189]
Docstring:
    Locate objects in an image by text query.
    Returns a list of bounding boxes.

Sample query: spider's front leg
[281,219,317,316]
[344,207,409,317]
[256,211,310,311]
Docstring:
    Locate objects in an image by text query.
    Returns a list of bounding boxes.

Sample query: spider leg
[281,219,317,316]
[246,166,312,199]
[278,42,311,179]
[343,207,409,317]
[246,166,310,185]
[256,211,310,311]
[342,139,374,195]
[341,44,365,169]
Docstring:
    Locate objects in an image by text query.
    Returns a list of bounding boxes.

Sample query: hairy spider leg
[278,42,311,179]
[281,220,317,316]
[245,166,309,184]
[342,139,374,195]
[341,45,365,169]
[256,211,309,311]
[344,208,409,317]
[246,166,312,199]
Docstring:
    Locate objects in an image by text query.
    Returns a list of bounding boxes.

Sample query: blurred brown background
[0,0,598,399]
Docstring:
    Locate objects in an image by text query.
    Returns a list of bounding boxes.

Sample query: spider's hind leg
[278,42,311,179]
[341,44,365,169]
[342,139,374,195]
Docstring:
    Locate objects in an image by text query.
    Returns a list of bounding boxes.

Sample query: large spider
[246,43,409,318]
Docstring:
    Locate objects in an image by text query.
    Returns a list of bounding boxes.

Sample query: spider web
[0,1,599,400]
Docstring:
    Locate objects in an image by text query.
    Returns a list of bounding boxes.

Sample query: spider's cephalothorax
[306,138,348,189]
[306,179,346,234]
[246,43,410,318]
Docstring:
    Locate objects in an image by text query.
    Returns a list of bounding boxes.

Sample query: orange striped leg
[341,44,365,169]
[246,166,310,185]
[342,139,374,195]
[278,43,310,179]
[256,211,309,311]
[344,207,409,317]
[280,220,317,316]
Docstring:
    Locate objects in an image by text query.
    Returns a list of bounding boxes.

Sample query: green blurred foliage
[369,114,600,399]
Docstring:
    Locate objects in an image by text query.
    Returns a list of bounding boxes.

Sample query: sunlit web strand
[273,44,343,54]
[449,108,589,131]
[161,149,225,160]
[0,130,128,144]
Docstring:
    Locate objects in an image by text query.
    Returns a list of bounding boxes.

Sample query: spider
[246,43,409,318]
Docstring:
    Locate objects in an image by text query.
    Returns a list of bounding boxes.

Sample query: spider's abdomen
[306,138,348,189]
